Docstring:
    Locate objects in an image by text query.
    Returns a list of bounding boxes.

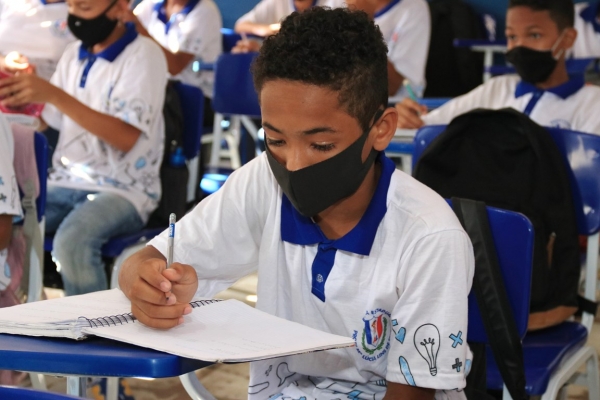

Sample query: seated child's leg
[45,187,93,234]
[52,192,144,295]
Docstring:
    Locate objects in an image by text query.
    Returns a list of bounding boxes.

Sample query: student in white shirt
[119,8,474,400]
[345,0,431,97]
[0,114,21,292]
[572,1,600,58]
[0,0,168,296]
[0,0,75,80]
[123,0,222,100]
[396,0,600,135]
[232,0,344,53]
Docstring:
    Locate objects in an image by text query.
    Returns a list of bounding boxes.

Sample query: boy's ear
[560,27,578,51]
[371,107,398,152]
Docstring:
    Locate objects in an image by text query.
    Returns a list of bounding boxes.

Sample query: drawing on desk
[0,289,354,363]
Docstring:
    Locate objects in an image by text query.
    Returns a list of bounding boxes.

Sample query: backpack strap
[451,197,528,400]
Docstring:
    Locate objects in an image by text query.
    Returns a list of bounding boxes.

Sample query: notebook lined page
[86,299,355,362]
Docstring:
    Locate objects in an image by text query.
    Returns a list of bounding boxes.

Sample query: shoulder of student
[385,169,467,239]
[123,34,168,72]
[423,75,520,125]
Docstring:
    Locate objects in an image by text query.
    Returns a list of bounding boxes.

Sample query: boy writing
[120,7,474,400]
[0,0,168,296]
[396,0,600,135]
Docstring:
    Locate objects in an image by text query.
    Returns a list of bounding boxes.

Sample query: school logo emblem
[352,309,391,361]
[51,19,70,38]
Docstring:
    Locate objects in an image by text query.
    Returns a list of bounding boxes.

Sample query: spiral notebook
[0,289,354,362]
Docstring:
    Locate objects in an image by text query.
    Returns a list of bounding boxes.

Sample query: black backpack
[413,108,581,319]
[424,0,485,97]
[146,81,189,228]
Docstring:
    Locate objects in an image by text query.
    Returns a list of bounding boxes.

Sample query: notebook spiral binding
[81,299,223,328]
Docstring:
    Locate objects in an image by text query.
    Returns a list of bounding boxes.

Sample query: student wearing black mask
[0,0,167,300]
[119,7,474,400]
[396,0,600,135]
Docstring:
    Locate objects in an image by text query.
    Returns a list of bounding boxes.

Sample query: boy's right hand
[395,98,428,129]
[119,247,199,329]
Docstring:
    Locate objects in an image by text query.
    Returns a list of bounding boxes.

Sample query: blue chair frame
[413,125,600,399]
[0,385,81,399]
[208,52,261,169]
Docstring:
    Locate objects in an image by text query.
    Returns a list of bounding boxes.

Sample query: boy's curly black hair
[252,7,388,131]
[508,0,574,30]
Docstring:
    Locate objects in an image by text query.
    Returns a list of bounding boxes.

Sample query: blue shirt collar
[514,75,585,99]
[292,0,318,12]
[78,22,138,62]
[280,153,394,256]
[374,0,402,19]
[580,2,600,33]
[154,0,201,32]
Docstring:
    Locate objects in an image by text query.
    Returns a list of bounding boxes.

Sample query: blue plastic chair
[0,385,81,399]
[413,125,600,399]
[221,27,242,53]
[207,52,261,169]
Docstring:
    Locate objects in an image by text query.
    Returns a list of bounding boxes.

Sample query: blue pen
[166,213,176,269]
[403,79,422,116]
[403,79,419,102]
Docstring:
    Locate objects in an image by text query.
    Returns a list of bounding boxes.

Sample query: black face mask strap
[101,0,120,17]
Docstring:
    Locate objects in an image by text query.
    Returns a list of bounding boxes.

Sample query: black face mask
[266,110,384,217]
[68,0,119,49]
[505,34,565,84]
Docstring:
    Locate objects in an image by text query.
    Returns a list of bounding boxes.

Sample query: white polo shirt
[0,0,75,80]
[422,74,600,135]
[0,113,22,284]
[572,2,600,58]
[149,153,474,400]
[374,0,430,98]
[42,24,168,223]
[134,0,222,97]
[236,0,345,26]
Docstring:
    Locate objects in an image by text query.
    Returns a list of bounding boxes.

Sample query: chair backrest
[212,52,261,117]
[221,28,242,53]
[546,128,600,236]
[171,81,204,161]
[34,132,48,221]
[447,200,534,343]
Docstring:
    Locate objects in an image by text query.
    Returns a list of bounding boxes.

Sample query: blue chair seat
[44,228,164,258]
[200,167,235,195]
[385,141,415,154]
[486,322,588,394]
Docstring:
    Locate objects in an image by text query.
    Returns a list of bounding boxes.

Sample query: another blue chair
[207,52,261,169]
[221,27,242,53]
[413,125,600,400]
[0,385,81,399]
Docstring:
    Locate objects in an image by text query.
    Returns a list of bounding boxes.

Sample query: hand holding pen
[395,79,428,129]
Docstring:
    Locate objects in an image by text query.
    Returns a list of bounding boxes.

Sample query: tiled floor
[17,278,600,399]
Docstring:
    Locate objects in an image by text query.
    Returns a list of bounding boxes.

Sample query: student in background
[572,1,600,58]
[396,0,600,135]
[120,8,473,400]
[0,0,168,297]
[345,0,430,98]
[0,114,22,304]
[122,0,222,116]
[232,0,344,53]
[0,0,75,81]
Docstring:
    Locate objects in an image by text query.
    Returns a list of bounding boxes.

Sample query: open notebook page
[86,299,355,362]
